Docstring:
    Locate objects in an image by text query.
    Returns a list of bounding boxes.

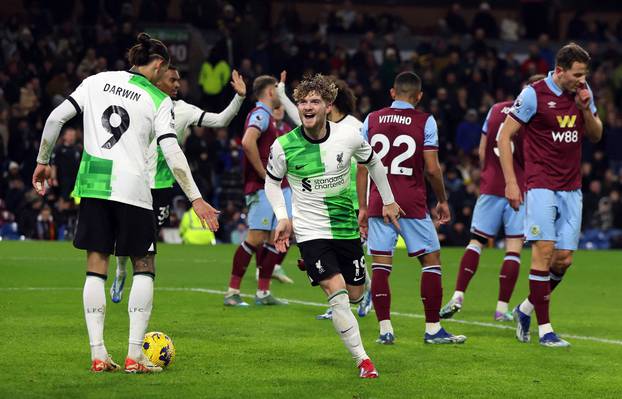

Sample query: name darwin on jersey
[103,83,142,102]
[552,114,578,143]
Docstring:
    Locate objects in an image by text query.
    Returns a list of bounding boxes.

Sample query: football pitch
[1,241,621,399]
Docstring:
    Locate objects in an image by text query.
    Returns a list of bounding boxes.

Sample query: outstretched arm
[33,99,80,195]
[196,70,246,128]
[277,71,301,125]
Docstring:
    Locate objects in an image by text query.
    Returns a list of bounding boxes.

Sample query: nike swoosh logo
[353,276,365,282]
[295,164,306,170]
[340,326,353,334]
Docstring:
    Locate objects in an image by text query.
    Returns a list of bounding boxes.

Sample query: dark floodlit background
[0,0,620,248]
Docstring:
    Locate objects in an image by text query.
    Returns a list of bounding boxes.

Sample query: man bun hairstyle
[293,73,338,104]
[555,42,590,70]
[128,32,170,66]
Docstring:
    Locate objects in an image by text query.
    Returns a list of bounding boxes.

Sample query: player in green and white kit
[32,33,219,373]
[110,65,246,303]
[277,72,372,319]
[265,74,403,379]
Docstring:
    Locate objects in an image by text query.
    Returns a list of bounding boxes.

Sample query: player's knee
[347,286,365,303]
[419,250,441,267]
[553,252,573,273]
[131,254,156,275]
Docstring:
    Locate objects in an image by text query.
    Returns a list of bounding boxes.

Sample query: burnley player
[499,43,602,347]
[359,71,466,345]
[111,66,246,303]
[266,73,402,378]
[440,75,545,322]
[224,75,292,306]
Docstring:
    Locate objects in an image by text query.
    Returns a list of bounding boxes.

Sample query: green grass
[1,241,621,398]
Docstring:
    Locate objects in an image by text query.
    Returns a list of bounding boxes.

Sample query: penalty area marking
[2,286,622,346]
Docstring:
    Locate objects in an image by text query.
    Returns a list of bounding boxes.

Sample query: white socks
[256,290,270,299]
[496,301,509,314]
[425,322,441,335]
[83,275,108,361]
[329,290,368,365]
[452,291,464,302]
[519,298,535,315]
[538,323,553,338]
[128,274,154,360]
[379,319,393,335]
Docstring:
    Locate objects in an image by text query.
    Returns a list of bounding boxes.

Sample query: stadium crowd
[1,1,621,248]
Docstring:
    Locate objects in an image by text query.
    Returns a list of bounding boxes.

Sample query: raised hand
[230,70,246,97]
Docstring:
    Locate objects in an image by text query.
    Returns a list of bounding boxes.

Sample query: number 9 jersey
[362,100,438,219]
[70,71,175,210]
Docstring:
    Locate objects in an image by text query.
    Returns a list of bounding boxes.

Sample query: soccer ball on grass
[143,331,176,368]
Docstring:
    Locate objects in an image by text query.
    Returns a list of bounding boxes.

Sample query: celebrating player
[358,71,467,345]
[110,65,246,303]
[440,74,545,322]
[224,75,292,306]
[32,33,219,373]
[277,72,373,319]
[499,43,602,347]
[265,73,402,378]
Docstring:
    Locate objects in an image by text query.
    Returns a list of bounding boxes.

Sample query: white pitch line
[3,286,622,346]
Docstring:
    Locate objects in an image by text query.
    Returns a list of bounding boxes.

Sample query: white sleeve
[156,98,202,202]
[265,177,288,220]
[265,140,288,220]
[266,139,287,181]
[354,133,395,205]
[277,82,301,125]
[36,99,78,164]
[195,94,245,128]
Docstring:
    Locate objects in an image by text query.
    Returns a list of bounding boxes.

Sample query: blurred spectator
[520,44,549,78]
[51,128,81,200]
[455,109,481,154]
[230,221,249,245]
[179,207,217,245]
[445,3,468,35]
[471,3,499,39]
[35,204,56,240]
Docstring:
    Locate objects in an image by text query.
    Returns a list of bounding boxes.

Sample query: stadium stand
[0,1,621,248]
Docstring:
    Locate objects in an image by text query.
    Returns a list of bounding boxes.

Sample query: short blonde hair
[293,73,338,104]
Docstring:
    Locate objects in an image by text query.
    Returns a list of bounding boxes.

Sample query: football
[143,331,176,368]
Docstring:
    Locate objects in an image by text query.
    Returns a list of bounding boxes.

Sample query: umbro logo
[547,101,556,108]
